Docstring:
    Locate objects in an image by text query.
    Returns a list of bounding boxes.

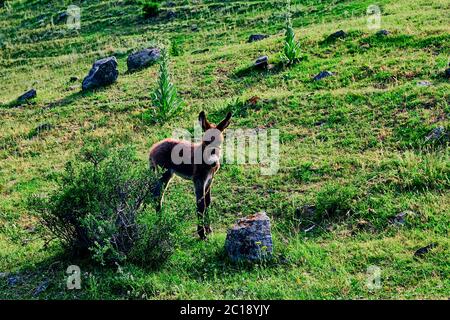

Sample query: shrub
[30,144,175,266]
[282,20,301,65]
[151,48,184,122]
[142,1,160,18]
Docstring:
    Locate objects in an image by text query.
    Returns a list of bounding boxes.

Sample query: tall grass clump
[151,49,184,122]
[315,182,359,220]
[29,143,178,267]
[282,19,301,65]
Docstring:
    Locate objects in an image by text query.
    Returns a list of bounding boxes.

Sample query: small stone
[225,212,273,262]
[390,212,408,226]
[192,48,209,55]
[417,80,432,87]
[55,12,68,24]
[126,47,161,72]
[166,10,176,19]
[326,30,346,42]
[18,89,37,102]
[414,243,437,258]
[33,280,49,296]
[376,29,390,36]
[248,34,269,43]
[313,70,333,81]
[425,126,446,142]
[69,76,78,82]
[7,276,19,287]
[254,56,268,69]
[82,56,118,91]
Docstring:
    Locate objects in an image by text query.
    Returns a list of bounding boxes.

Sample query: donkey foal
[149,111,232,240]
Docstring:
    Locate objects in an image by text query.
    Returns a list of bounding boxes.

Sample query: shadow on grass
[0,250,92,299]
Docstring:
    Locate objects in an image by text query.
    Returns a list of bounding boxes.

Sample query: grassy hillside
[0,0,449,299]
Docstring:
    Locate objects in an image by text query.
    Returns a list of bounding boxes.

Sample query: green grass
[0,0,449,299]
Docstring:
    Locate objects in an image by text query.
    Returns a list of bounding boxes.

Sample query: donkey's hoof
[197,225,208,240]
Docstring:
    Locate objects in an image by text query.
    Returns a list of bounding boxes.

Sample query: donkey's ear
[217,112,232,131]
[199,111,212,131]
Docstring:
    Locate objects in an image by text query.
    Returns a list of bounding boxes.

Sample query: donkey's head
[198,111,232,165]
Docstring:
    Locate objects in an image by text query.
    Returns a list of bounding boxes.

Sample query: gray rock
[425,126,447,142]
[414,243,437,258]
[225,212,273,262]
[417,80,432,87]
[376,29,390,36]
[248,34,269,43]
[82,57,118,91]
[254,56,268,69]
[313,70,333,81]
[7,276,19,287]
[326,30,346,41]
[33,279,49,296]
[18,89,36,102]
[390,212,408,226]
[127,48,161,72]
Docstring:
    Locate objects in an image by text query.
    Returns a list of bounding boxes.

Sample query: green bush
[151,48,184,122]
[141,1,160,18]
[30,144,176,266]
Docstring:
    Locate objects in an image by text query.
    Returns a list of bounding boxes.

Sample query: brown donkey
[149,111,232,239]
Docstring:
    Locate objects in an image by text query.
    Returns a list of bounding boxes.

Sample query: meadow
[0,0,449,299]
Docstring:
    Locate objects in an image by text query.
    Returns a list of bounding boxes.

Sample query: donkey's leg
[204,178,213,235]
[153,170,173,212]
[194,178,207,240]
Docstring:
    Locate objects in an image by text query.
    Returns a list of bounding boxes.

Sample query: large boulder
[82,57,118,91]
[126,47,161,72]
[225,212,273,262]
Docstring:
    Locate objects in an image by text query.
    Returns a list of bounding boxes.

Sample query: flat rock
[248,34,269,43]
[82,56,118,91]
[414,243,437,258]
[313,70,333,81]
[18,89,37,102]
[376,29,390,36]
[225,212,273,262]
[326,30,346,42]
[417,80,432,87]
[127,47,161,72]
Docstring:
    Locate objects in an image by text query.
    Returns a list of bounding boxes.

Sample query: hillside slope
[0,0,449,299]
